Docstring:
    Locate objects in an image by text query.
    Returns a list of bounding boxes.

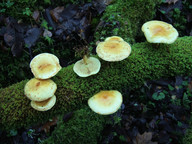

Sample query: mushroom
[24,78,57,101]
[141,20,179,44]
[105,36,124,42]
[30,53,61,79]
[73,55,101,77]
[31,95,56,111]
[96,36,131,62]
[88,90,123,115]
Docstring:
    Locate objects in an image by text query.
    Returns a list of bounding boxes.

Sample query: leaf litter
[99,75,192,144]
[0,0,108,57]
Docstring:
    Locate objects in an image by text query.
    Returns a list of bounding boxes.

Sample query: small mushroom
[31,95,56,111]
[88,90,123,115]
[96,36,131,62]
[24,78,57,101]
[73,55,101,77]
[30,53,61,79]
[141,20,179,44]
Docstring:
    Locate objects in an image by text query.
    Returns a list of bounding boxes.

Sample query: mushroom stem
[83,55,88,65]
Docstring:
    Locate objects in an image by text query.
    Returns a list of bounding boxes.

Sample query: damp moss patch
[42,107,105,144]
[0,36,192,131]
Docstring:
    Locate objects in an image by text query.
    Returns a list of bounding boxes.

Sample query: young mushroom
[73,55,101,77]
[31,95,56,111]
[141,20,179,44]
[96,36,131,62]
[30,53,61,79]
[24,78,57,101]
[88,90,123,115]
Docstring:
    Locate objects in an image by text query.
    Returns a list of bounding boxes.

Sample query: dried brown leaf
[165,0,179,4]
[32,10,40,22]
[39,117,58,133]
[188,81,192,92]
[133,132,158,144]
[50,6,64,23]
[96,0,113,5]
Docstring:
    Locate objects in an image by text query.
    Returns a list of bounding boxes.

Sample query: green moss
[0,50,32,88]
[42,107,105,144]
[94,0,161,43]
[0,0,37,22]
[0,36,192,131]
[183,126,192,144]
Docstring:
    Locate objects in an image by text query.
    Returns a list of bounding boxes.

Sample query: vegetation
[0,0,162,88]
[183,126,192,144]
[0,39,75,88]
[0,0,91,22]
[0,0,192,143]
[42,107,105,144]
[0,36,192,132]
[94,0,161,44]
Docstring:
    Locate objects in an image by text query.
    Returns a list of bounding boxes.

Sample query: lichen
[0,36,192,132]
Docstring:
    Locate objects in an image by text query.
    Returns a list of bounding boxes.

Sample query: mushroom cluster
[24,53,61,111]
[73,36,132,77]
[86,22,178,116]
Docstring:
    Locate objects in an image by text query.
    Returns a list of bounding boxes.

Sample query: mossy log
[95,0,161,43]
[42,107,105,144]
[0,36,192,131]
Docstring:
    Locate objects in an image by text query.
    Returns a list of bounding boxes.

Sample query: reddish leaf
[188,81,192,92]
[50,6,64,23]
[39,117,58,133]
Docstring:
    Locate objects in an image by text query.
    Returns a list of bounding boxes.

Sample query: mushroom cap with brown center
[96,38,131,62]
[88,90,123,115]
[141,20,179,44]
[30,53,61,79]
[73,57,101,77]
[105,36,124,42]
[24,78,57,101]
[31,95,56,111]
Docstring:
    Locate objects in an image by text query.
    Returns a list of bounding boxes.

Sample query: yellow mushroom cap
[141,20,179,44]
[73,57,101,77]
[96,38,131,62]
[31,95,56,111]
[105,36,124,42]
[30,53,62,79]
[88,90,123,115]
[24,78,57,101]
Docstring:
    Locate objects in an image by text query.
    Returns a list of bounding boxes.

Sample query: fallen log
[0,36,192,131]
